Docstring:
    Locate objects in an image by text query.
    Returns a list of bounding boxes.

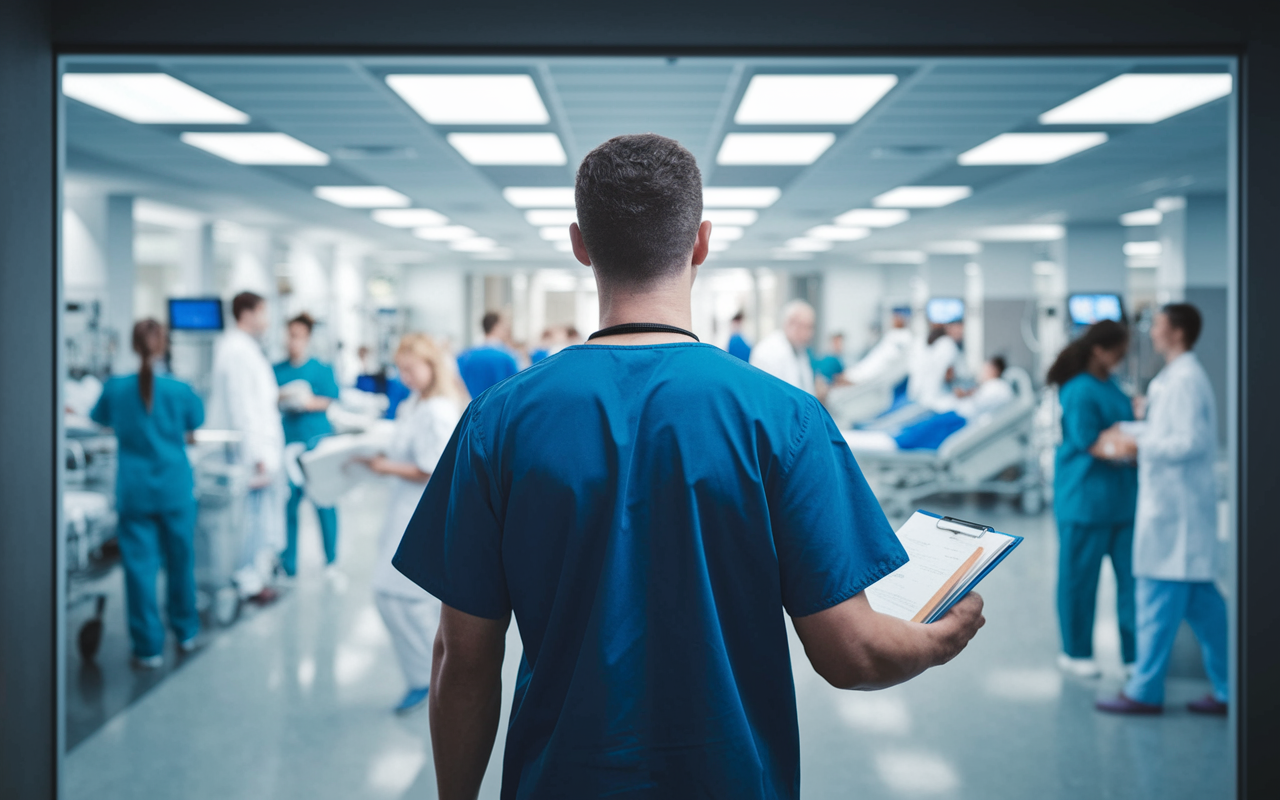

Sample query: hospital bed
[64,430,119,662]
[845,367,1044,517]
[823,364,910,429]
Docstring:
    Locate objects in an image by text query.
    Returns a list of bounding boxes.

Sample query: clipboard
[918,510,1022,623]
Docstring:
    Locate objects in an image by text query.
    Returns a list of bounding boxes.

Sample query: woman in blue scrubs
[273,313,341,579]
[90,319,204,668]
[1046,320,1137,678]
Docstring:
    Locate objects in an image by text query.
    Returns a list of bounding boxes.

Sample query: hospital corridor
[54,54,1235,799]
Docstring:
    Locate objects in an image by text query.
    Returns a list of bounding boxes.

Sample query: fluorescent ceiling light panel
[712,226,745,242]
[872,186,972,208]
[1155,196,1186,212]
[785,237,834,252]
[716,133,836,165]
[372,208,449,228]
[385,74,550,125]
[704,209,759,226]
[313,185,409,207]
[447,133,566,165]
[866,250,927,264]
[63,73,249,124]
[807,225,871,241]
[1120,208,1163,226]
[925,240,982,255]
[504,187,575,208]
[974,224,1065,241]
[539,226,572,241]
[414,225,475,241]
[734,74,899,125]
[703,187,782,208]
[524,209,578,226]
[1124,241,1162,257]
[834,208,910,228]
[449,237,501,252]
[1039,73,1233,124]
[182,132,330,166]
[957,132,1108,165]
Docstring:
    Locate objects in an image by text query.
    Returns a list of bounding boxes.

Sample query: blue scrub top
[727,331,752,361]
[812,353,845,381]
[456,344,519,398]
[1055,373,1138,524]
[274,357,339,446]
[395,343,906,800]
[91,374,204,517]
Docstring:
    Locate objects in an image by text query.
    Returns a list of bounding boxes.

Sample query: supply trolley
[190,431,250,627]
[64,425,119,662]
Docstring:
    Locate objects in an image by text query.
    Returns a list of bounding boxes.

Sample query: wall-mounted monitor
[1067,293,1124,326]
[926,297,965,325]
[168,298,224,331]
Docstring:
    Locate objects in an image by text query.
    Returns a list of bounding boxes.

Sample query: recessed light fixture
[524,209,578,226]
[384,74,550,125]
[1039,73,1233,124]
[503,187,575,208]
[539,226,572,241]
[63,73,250,124]
[785,237,834,252]
[1120,208,1163,226]
[182,132,330,165]
[712,226,745,242]
[447,133,567,165]
[734,74,899,125]
[449,237,501,252]
[313,185,410,207]
[925,240,983,255]
[703,209,759,226]
[703,187,782,208]
[974,224,1065,241]
[807,225,871,241]
[957,132,1108,165]
[1124,241,1162,257]
[413,225,476,241]
[834,208,910,228]
[716,133,837,165]
[872,186,972,208]
[372,208,449,228]
[865,250,927,264]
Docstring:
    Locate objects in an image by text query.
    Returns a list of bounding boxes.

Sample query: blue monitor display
[926,297,965,325]
[1068,294,1124,326]
[169,298,224,331]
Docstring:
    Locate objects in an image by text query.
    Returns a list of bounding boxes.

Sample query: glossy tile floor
[65,486,1232,799]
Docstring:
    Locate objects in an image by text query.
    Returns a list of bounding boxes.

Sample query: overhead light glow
[974,224,1065,241]
[785,237,834,252]
[807,225,871,241]
[716,133,837,165]
[1155,196,1187,212]
[133,199,203,229]
[1124,240,1162,257]
[372,208,449,228]
[413,225,475,241]
[834,208,910,228]
[957,132,1108,165]
[1039,73,1233,124]
[447,133,567,166]
[384,74,550,125]
[539,226,572,241]
[63,73,249,124]
[926,240,982,255]
[703,187,782,208]
[712,226,745,242]
[704,209,759,226]
[771,248,815,261]
[553,240,575,253]
[734,74,899,125]
[872,186,972,208]
[524,209,577,226]
[866,250,927,264]
[1127,256,1160,269]
[504,187,575,208]
[1120,208,1163,226]
[449,237,500,252]
[182,132,330,165]
[313,185,410,208]
[472,249,514,261]
[707,240,732,252]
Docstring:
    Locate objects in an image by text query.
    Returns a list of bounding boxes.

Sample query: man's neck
[592,277,695,344]
[1163,345,1189,364]
[235,323,257,338]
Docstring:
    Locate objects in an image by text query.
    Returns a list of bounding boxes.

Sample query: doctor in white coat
[1095,303,1228,716]
[205,291,286,604]
[749,300,816,394]
[908,322,963,410]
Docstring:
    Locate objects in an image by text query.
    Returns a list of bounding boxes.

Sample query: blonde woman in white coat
[357,333,469,714]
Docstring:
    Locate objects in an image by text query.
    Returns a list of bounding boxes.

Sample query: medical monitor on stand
[168,298,224,331]
[1067,293,1125,327]
[926,297,965,325]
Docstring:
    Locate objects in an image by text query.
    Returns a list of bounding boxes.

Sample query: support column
[104,195,135,375]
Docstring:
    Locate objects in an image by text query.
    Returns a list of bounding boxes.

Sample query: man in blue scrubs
[394,134,987,800]
[456,311,519,398]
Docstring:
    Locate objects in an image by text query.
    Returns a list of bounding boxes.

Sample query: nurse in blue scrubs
[90,319,204,668]
[1045,319,1137,678]
[273,313,341,578]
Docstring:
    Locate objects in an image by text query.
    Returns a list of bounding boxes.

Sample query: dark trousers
[1056,520,1136,662]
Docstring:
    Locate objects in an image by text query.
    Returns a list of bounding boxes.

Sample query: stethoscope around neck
[587,322,699,342]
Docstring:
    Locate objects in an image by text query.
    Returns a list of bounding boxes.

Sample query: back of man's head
[1163,302,1202,349]
[575,134,703,289]
[482,311,503,336]
[232,291,265,322]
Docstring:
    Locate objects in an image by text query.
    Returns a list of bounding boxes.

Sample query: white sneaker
[325,565,349,593]
[1057,654,1102,678]
[131,653,163,670]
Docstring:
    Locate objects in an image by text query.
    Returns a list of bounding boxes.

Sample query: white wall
[821,265,885,357]
[401,264,467,350]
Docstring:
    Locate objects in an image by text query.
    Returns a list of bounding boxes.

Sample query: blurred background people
[812,331,846,383]
[357,333,470,714]
[456,311,519,398]
[1045,319,1137,678]
[727,310,752,361]
[274,312,342,583]
[750,299,816,394]
[90,319,204,668]
[908,321,964,410]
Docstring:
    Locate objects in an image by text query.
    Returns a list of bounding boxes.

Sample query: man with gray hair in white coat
[1094,303,1228,716]
[750,300,816,394]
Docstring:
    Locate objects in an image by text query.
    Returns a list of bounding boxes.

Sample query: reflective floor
[65,487,1232,799]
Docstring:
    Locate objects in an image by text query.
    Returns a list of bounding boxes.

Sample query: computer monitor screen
[169,298,224,331]
[1068,294,1124,326]
[926,297,965,325]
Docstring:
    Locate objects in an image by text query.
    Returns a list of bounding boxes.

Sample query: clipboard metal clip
[937,516,992,538]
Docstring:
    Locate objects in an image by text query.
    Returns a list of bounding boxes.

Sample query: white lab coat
[1133,352,1219,581]
[749,330,815,394]
[206,328,285,474]
[844,328,913,384]
[908,335,959,410]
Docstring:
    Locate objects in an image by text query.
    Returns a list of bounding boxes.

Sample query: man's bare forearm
[430,633,504,800]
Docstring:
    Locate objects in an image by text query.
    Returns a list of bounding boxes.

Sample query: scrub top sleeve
[315,363,340,399]
[1060,380,1107,451]
[89,388,110,427]
[770,398,908,618]
[394,407,510,620]
[185,384,205,430]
